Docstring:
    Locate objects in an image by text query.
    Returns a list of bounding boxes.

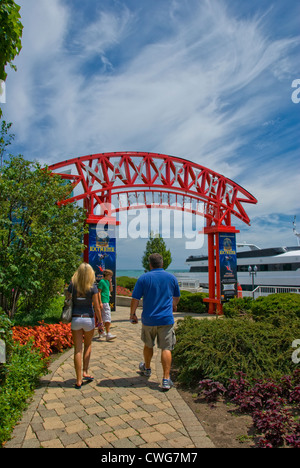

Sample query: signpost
[219,232,238,302]
[87,223,117,311]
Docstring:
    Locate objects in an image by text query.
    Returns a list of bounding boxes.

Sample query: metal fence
[252,285,300,299]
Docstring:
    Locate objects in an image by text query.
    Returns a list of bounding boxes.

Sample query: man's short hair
[149,253,163,269]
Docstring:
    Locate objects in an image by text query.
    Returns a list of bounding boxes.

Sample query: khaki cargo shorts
[141,324,176,351]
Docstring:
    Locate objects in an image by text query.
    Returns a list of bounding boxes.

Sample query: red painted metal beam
[48,152,257,227]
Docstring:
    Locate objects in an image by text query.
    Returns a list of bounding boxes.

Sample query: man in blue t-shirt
[130,253,181,390]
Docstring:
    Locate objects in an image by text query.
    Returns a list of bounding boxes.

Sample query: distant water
[117,269,188,278]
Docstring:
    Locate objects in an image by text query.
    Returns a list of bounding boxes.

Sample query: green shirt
[98,279,110,303]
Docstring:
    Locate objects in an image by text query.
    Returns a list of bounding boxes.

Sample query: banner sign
[88,224,116,311]
[219,232,238,301]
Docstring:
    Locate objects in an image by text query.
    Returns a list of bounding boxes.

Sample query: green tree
[0,0,23,81]
[142,232,172,272]
[0,154,87,318]
[0,121,14,173]
[0,0,23,118]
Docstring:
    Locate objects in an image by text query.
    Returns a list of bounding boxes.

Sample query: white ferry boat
[177,219,300,293]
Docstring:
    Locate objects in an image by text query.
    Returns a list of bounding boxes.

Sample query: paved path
[5,307,215,449]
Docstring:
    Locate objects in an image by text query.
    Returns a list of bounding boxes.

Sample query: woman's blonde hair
[72,263,95,297]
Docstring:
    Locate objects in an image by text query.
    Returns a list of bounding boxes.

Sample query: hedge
[178,291,208,314]
[0,341,48,446]
[223,293,300,320]
[173,315,300,386]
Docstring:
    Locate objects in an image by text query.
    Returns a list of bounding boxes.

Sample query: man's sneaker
[139,362,152,377]
[106,333,116,341]
[162,378,173,390]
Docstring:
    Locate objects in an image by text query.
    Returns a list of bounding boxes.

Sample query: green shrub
[178,291,209,314]
[223,293,300,321]
[223,297,253,318]
[0,309,13,384]
[13,294,65,327]
[251,293,300,321]
[0,341,48,446]
[173,316,300,387]
[116,276,138,291]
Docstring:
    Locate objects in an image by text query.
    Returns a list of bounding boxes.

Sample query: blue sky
[1,0,300,268]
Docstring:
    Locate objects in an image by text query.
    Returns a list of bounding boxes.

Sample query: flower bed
[116,285,132,297]
[12,321,73,359]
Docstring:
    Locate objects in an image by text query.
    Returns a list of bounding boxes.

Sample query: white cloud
[5,0,69,139]
[8,1,297,159]
[4,0,300,256]
[77,9,133,59]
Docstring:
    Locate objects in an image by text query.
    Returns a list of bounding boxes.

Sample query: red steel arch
[49,152,257,315]
[48,152,257,227]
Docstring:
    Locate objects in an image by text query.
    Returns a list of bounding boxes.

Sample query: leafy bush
[116,276,138,291]
[0,308,13,384]
[226,371,300,448]
[0,341,48,447]
[223,293,300,321]
[173,316,300,386]
[178,291,208,314]
[197,370,300,448]
[223,297,253,318]
[251,293,300,321]
[13,294,65,327]
[173,293,300,448]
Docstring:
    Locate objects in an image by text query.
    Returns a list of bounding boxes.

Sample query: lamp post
[248,265,258,299]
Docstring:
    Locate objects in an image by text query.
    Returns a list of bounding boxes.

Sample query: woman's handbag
[61,285,73,324]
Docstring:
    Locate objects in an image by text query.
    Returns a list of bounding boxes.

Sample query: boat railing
[252,285,300,299]
[175,275,202,292]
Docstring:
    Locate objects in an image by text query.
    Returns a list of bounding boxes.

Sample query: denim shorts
[71,317,95,332]
[141,324,176,351]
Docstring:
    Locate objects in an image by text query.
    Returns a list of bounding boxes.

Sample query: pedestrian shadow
[38,378,94,390]
[97,374,162,392]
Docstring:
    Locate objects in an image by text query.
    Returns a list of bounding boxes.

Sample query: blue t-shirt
[132,269,181,326]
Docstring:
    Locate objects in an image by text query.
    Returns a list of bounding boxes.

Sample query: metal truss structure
[49,152,257,227]
[49,152,257,314]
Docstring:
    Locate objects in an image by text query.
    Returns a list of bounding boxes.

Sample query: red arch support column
[204,226,240,315]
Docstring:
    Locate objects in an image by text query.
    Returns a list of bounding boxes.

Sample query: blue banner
[219,233,238,301]
[88,224,117,311]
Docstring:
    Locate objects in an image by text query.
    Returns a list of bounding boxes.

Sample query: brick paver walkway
[5,306,215,449]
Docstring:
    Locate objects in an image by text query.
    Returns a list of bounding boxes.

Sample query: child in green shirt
[98,270,116,341]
